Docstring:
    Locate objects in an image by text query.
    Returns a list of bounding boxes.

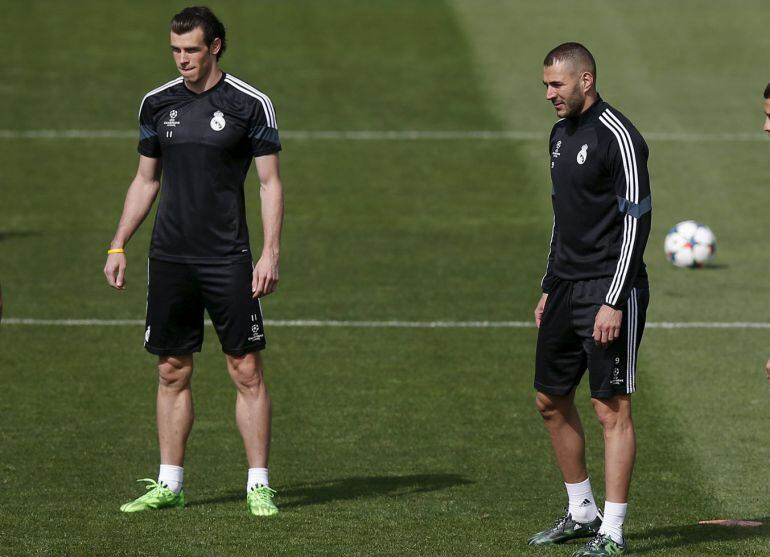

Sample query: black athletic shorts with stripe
[144,259,266,357]
[535,277,648,398]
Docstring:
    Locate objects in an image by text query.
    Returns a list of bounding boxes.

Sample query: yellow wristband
[107,248,125,254]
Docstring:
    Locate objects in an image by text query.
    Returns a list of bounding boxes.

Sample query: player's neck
[185,65,223,95]
[579,91,599,115]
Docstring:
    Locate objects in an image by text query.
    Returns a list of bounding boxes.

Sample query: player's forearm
[259,176,283,258]
[110,177,160,248]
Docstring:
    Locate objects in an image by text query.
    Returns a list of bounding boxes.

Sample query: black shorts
[535,277,648,398]
[144,259,267,357]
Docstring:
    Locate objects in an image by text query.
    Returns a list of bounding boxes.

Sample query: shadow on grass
[187,473,473,509]
[281,473,473,509]
[633,518,769,554]
[0,230,41,242]
[701,263,729,271]
[186,490,243,507]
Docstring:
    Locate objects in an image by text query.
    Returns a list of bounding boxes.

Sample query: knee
[592,398,632,431]
[227,354,264,392]
[158,356,193,390]
[535,392,564,421]
[594,408,619,430]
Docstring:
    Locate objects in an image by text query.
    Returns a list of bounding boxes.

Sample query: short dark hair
[765,83,770,99]
[544,42,596,80]
[170,6,226,60]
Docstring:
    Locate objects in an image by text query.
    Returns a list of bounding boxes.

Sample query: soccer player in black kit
[526,43,651,556]
[764,83,770,383]
[104,7,283,516]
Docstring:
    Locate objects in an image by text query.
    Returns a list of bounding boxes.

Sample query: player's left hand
[252,252,279,299]
[593,304,622,348]
[765,357,770,384]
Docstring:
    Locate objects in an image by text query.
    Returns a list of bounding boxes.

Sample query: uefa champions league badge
[248,323,264,342]
[551,140,562,158]
[163,109,181,128]
[210,110,226,131]
[551,140,562,169]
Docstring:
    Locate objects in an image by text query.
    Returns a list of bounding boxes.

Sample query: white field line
[3,318,770,330]
[0,129,765,142]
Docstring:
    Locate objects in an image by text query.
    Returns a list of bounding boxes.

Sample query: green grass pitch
[1,1,769,555]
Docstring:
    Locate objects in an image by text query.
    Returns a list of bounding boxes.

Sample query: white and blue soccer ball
[664,220,716,268]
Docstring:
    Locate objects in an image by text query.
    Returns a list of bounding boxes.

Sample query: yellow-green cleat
[247,485,278,517]
[120,479,185,512]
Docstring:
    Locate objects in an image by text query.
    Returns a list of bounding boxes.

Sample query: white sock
[598,501,627,544]
[158,464,184,494]
[565,477,598,523]
[247,467,269,491]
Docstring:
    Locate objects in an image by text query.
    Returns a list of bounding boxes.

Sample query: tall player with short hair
[527,43,651,556]
[762,83,770,381]
[763,83,770,135]
[104,6,284,516]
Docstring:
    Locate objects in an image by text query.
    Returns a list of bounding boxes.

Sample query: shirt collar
[573,95,604,125]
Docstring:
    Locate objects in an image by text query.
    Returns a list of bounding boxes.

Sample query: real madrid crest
[210,110,226,131]
[576,144,588,165]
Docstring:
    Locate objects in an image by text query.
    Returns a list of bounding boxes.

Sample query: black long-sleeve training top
[541,97,651,309]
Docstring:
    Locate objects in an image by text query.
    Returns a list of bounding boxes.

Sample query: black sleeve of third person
[602,123,651,309]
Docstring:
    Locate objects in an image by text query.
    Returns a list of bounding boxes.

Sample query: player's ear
[581,71,594,93]
[210,37,222,57]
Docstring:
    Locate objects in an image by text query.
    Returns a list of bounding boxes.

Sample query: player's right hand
[534,293,548,328]
[104,253,127,290]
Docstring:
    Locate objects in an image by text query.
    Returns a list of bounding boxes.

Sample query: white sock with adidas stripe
[565,477,598,523]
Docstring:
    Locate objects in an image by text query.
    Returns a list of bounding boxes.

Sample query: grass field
[1,1,769,555]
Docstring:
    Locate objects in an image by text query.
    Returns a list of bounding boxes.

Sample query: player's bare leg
[226,352,271,468]
[120,355,193,512]
[592,395,634,502]
[536,390,588,483]
[227,352,277,516]
[157,355,195,466]
[588,394,635,548]
[529,390,601,546]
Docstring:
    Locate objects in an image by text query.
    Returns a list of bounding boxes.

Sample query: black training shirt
[138,73,281,263]
[541,97,651,308]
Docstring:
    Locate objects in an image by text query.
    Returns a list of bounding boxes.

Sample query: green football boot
[571,533,626,556]
[247,485,279,517]
[119,479,185,512]
[528,508,602,546]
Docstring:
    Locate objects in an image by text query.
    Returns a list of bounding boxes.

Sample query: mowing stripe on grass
[3,318,770,329]
[0,129,765,142]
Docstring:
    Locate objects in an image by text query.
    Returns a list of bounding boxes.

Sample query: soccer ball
[664,220,716,268]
